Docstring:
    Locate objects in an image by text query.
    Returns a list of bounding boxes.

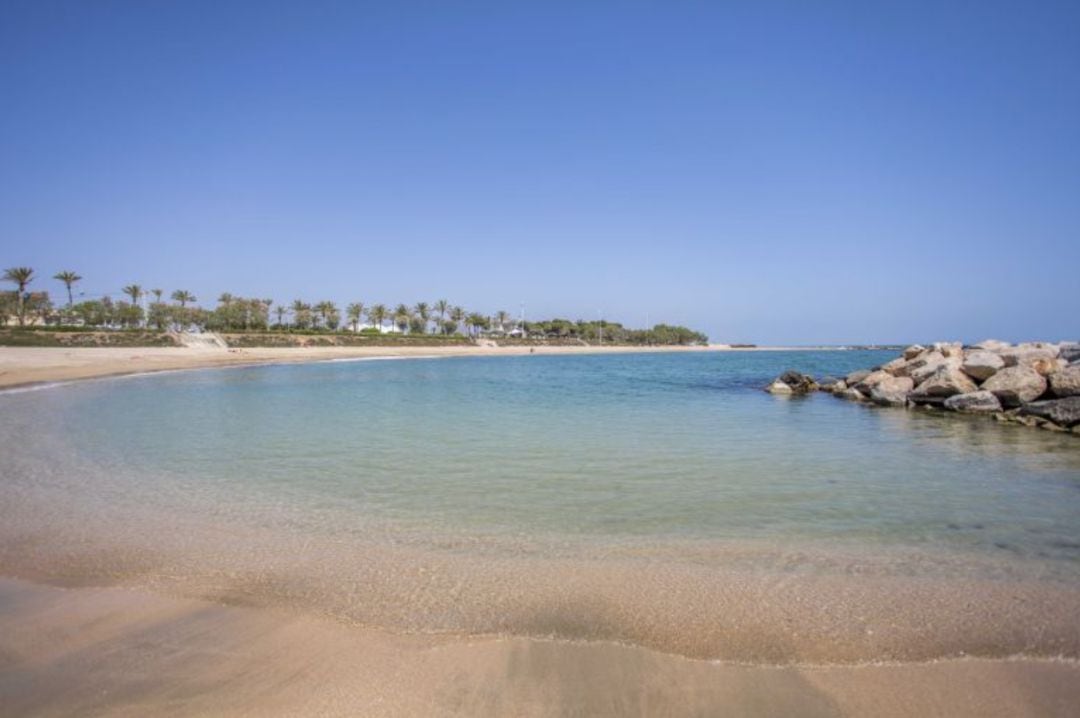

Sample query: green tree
[434,299,450,333]
[122,284,143,305]
[122,285,144,327]
[393,303,411,333]
[291,300,312,330]
[494,309,509,333]
[367,304,387,332]
[314,301,339,330]
[53,270,82,308]
[346,302,364,332]
[171,290,195,308]
[3,267,34,326]
[275,305,287,328]
[414,302,431,334]
[449,306,465,335]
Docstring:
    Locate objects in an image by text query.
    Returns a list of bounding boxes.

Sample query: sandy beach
[0,343,764,390]
[2,576,1077,717]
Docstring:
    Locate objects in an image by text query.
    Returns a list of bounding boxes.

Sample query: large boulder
[766,371,817,395]
[1049,365,1080,397]
[973,339,1011,352]
[1032,358,1061,377]
[869,376,914,406]
[943,390,1002,413]
[908,352,955,385]
[903,344,926,360]
[1019,397,1080,428]
[818,377,846,394]
[881,356,909,376]
[853,370,893,395]
[908,366,978,405]
[766,380,794,395]
[960,350,1004,381]
[933,342,964,358]
[845,369,871,386]
[982,366,1048,408]
[838,387,866,402]
[1000,345,1059,368]
[779,371,817,393]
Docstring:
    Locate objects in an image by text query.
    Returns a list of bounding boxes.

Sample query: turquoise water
[6,351,1079,565]
[4,350,1080,661]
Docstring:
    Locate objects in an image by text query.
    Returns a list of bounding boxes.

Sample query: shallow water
[2,351,1079,662]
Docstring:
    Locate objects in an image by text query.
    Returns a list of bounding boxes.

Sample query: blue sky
[1,1,1077,344]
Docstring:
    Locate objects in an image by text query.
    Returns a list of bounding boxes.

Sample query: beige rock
[881,356,909,376]
[982,366,1047,408]
[766,380,793,395]
[1049,365,1080,397]
[943,390,1002,413]
[869,376,914,406]
[908,366,978,404]
[960,351,1004,382]
[908,352,956,385]
[973,339,1011,352]
[902,344,925,360]
[854,370,892,394]
[1000,345,1059,368]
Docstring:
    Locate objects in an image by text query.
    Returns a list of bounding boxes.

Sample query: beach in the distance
[0,343,819,390]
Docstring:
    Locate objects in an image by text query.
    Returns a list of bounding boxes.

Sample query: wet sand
[0,344,732,390]
[1,577,1076,717]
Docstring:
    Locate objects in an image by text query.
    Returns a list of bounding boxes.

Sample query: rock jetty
[766,341,1080,434]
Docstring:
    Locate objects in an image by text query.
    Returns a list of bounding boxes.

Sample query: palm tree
[450,306,465,336]
[53,270,82,308]
[122,284,143,305]
[494,310,509,334]
[346,302,364,332]
[151,288,163,303]
[414,302,431,333]
[314,301,336,329]
[367,304,387,333]
[291,300,312,329]
[3,267,34,326]
[275,305,287,328]
[122,284,144,327]
[467,312,487,338]
[393,304,411,333]
[171,290,195,308]
[435,299,450,334]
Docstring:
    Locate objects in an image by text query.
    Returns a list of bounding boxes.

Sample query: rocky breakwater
[766,341,1080,435]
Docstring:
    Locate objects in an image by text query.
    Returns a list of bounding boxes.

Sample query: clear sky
[1,1,1078,344]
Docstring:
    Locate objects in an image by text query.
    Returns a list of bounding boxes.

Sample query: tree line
[2,266,708,345]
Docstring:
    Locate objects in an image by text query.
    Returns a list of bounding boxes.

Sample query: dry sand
[1,577,1076,717]
[0,344,731,390]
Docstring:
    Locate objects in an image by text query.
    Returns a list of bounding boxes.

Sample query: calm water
[4,350,1079,562]
[4,351,1080,662]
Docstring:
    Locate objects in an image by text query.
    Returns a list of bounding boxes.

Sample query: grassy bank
[0,328,179,347]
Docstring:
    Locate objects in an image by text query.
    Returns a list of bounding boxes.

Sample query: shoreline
[0,343,863,391]
[2,575,1077,717]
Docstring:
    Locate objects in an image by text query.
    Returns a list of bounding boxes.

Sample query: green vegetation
[1,265,709,346]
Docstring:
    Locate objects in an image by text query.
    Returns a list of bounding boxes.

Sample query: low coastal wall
[768,340,1080,435]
